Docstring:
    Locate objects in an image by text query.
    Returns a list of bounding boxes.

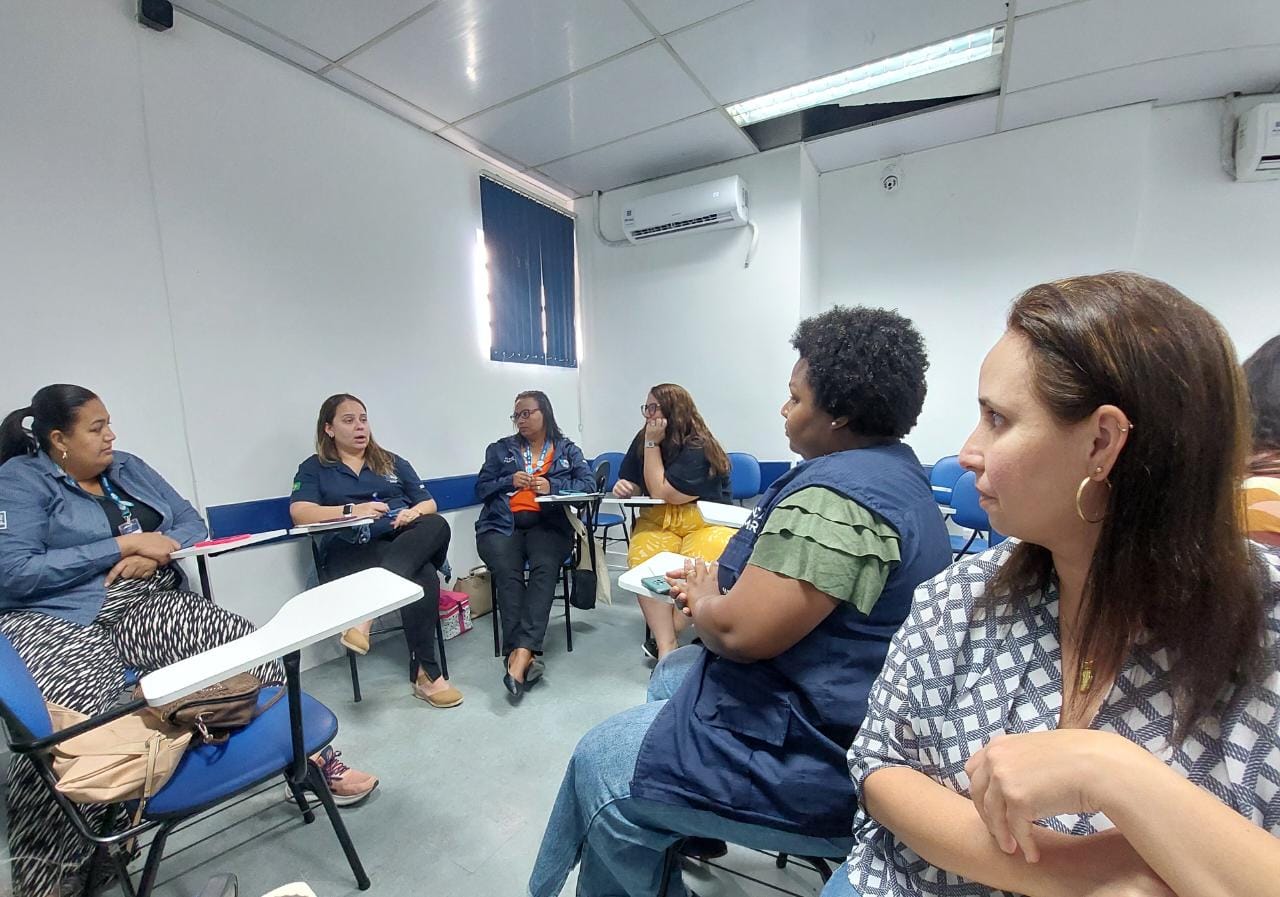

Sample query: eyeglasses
[511,409,542,422]
[641,403,661,416]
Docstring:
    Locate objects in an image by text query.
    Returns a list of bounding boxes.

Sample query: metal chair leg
[135,821,174,897]
[492,598,501,657]
[562,565,573,652]
[656,840,684,897]
[306,758,371,890]
[285,775,315,824]
[347,649,362,703]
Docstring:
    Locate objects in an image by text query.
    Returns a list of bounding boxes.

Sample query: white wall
[576,146,816,461]
[0,0,580,653]
[820,99,1280,463]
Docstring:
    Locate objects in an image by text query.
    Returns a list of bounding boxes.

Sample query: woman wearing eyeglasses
[475,391,595,699]
[614,384,735,661]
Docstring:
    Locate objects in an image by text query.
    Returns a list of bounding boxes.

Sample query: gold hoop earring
[1075,475,1110,524]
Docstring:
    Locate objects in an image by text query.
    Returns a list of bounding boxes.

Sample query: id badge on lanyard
[100,476,141,535]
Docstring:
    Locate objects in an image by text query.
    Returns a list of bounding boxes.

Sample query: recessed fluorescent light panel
[726,25,1006,127]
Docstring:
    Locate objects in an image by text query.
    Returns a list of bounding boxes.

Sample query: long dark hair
[629,383,729,476]
[1244,334,1280,476]
[994,273,1265,742]
[514,390,563,441]
[0,385,99,465]
[315,393,395,477]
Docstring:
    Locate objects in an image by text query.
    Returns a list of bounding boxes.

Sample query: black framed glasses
[641,403,660,416]
[511,409,541,422]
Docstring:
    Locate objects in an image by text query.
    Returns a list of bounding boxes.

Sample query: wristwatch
[342,502,354,516]
[644,440,657,448]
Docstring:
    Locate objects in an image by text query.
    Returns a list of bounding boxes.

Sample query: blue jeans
[529,646,853,897]
[819,862,862,896]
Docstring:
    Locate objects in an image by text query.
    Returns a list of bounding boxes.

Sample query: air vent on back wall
[621,176,749,244]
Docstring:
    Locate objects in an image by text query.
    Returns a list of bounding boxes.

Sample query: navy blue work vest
[630,442,952,837]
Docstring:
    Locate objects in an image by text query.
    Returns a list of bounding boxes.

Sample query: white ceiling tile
[516,168,583,200]
[435,127,528,173]
[805,96,998,173]
[208,0,430,61]
[628,0,752,34]
[457,44,712,167]
[324,68,447,132]
[174,1,330,70]
[668,0,1008,104]
[539,111,755,193]
[344,0,651,124]
[1006,0,1280,92]
[1001,45,1280,130]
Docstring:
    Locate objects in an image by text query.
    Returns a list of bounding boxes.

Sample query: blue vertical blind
[479,177,577,367]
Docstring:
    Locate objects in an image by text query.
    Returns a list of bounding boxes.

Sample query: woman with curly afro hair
[527,306,953,897]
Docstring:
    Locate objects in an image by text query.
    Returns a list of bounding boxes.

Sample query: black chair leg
[134,821,174,897]
[492,599,502,657]
[347,649,362,703]
[562,565,573,652]
[435,617,449,679]
[285,775,316,824]
[306,757,371,890]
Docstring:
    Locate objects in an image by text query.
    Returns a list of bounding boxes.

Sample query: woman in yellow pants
[614,383,735,659]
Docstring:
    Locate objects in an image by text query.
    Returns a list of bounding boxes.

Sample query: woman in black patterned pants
[0,385,376,897]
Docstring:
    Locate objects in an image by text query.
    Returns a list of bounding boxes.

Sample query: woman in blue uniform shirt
[475,390,594,699]
[526,308,953,897]
[290,393,462,708]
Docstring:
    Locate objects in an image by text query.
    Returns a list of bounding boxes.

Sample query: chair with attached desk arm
[0,568,422,897]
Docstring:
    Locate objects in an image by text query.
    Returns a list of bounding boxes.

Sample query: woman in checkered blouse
[827,273,1280,897]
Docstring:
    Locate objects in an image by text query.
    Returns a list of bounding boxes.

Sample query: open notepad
[617,551,691,604]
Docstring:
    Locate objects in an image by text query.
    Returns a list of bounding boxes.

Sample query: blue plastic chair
[591,456,629,553]
[929,454,965,508]
[727,452,762,504]
[0,635,370,897]
[949,471,1005,556]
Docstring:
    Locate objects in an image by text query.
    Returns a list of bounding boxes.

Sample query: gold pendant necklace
[1077,660,1094,694]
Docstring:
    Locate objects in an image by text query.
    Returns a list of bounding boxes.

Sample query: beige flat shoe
[340,627,370,655]
[413,680,464,708]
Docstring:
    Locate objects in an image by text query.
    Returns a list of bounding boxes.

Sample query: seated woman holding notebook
[0,385,377,897]
[527,308,952,897]
[614,382,735,661]
[289,392,461,709]
[475,390,595,700]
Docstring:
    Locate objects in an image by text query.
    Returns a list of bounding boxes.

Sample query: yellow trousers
[626,503,736,569]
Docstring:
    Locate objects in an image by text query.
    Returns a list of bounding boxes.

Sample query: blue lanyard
[523,439,551,475]
[99,476,135,521]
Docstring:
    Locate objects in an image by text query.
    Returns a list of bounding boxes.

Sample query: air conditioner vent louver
[621,175,750,244]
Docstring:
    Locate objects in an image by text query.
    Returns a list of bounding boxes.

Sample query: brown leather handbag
[138,673,283,745]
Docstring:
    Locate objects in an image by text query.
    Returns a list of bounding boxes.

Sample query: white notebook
[617,551,691,603]
[697,501,750,528]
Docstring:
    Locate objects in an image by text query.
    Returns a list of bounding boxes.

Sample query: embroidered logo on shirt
[291,481,301,493]
[0,511,6,530]
[560,458,569,468]
[387,473,399,484]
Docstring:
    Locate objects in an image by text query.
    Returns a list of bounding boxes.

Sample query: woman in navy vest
[527,308,953,897]
[475,390,595,699]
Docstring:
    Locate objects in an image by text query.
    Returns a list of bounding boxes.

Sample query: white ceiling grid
[172,0,1280,195]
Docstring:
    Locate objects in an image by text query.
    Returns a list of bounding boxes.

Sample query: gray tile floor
[2,565,832,897]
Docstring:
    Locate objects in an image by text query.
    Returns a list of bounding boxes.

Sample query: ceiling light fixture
[725,25,1005,127]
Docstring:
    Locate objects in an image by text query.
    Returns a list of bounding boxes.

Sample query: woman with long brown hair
[613,383,735,660]
[289,393,462,708]
[827,273,1280,897]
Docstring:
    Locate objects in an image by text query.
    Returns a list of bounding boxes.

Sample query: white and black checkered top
[846,540,1280,897]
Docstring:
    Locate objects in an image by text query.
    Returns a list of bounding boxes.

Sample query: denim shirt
[0,451,207,624]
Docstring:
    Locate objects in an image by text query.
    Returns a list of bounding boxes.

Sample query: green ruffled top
[747,485,901,615]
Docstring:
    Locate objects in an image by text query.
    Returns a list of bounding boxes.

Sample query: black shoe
[643,635,659,661]
[503,672,524,699]
[682,837,728,860]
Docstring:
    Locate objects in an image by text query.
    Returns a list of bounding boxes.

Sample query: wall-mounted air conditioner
[621,175,749,243]
[1235,102,1280,182]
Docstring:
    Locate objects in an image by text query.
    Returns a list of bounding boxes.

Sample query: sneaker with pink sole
[283,746,378,807]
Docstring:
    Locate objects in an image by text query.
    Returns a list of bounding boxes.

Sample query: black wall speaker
[138,0,173,31]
